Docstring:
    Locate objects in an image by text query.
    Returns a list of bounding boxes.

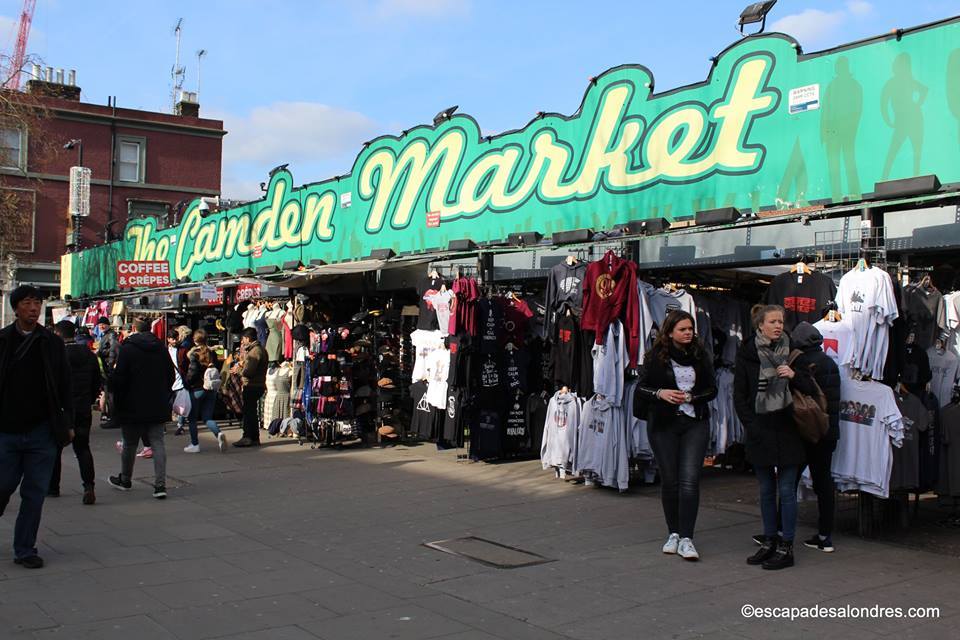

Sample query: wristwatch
[683,391,692,404]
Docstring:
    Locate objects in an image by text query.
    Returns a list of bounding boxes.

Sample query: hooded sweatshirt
[111,331,175,425]
[581,251,640,367]
[592,320,627,406]
[540,390,582,471]
[575,394,629,490]
[791,322,842,441]
[544,260,587,340]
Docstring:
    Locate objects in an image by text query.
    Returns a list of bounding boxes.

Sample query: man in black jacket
[96,317,119,428]
[0,285,74,569]
[790,322,842,553]
[51,321,102,504]
[107,318,174,499]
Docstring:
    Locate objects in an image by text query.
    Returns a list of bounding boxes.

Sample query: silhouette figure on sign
[820,57,862,201]
[776,138,808,207]
[880,53,928,180]
[947,49,960,145]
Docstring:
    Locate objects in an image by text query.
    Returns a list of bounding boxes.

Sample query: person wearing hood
[789,321,842,552]
[96,317,120,429]
[735,304,818,570]
[107,318,174,499]
[635,310,718,561]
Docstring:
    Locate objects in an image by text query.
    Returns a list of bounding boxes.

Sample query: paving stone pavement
[1,422,958,639]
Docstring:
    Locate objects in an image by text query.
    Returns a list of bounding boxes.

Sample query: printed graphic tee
[765,270,837,331]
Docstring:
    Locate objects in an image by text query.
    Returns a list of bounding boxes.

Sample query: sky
[2,0,958,200]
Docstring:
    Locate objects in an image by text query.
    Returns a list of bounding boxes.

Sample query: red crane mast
[4,0,37,90]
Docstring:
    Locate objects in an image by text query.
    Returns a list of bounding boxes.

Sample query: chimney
[175,91,200,118]
[26,66,81,101]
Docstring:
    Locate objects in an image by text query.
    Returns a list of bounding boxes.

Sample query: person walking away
[635,311,718,561]
[0,285,75,569]
[167,329,188,436]
[96,317,120,428]
[735,305,817,570]
[790,321,841,552]
[233,327,267,448]
[50,321,102,504]
[184,329,226,453]
[107,318,174,499]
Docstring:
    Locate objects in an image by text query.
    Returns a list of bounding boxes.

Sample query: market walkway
[1,422,958,640]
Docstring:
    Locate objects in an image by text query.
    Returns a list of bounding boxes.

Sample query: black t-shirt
[478,298,503,354]
[552,314,580,389]
[765,271,837,331]
[578,329,595,398]
[503,393,528,454]
[442,387,468,446]
[0,329,50,433]
[501,348,529,395]
[892,391,929,491]
[417,276,446,331]
[409,381,435,439]
[474,408,502,460]
[902,343,932,396]
[526,392,549,453]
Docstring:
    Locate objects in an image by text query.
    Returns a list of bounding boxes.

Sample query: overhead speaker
[236,268,253,276]
[622,218,670,235]
[309,259,327,267]
[281,260,303,271]
[507,231,543,247]
[255,265,279,275]
[695,207,740,226]
[552,228,594,245]
[368,248,396,260]
[448,239,477,251]
[872,175,941,199]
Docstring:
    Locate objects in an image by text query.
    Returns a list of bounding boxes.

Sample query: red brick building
[0,70,224,299]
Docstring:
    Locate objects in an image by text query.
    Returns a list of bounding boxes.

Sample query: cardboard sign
[116,261,170,288]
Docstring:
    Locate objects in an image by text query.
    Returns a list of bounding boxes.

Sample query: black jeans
[647,415,709,539]
[50,412,95,491]
[241,385,265,441]
[801,438,836,536]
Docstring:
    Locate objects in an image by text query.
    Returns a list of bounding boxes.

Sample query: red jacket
[581,251,640,367]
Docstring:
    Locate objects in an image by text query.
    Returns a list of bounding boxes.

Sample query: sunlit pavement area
[2,419,959,640]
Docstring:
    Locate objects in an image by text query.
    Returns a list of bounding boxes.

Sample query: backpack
[787,350,829,444]
[203,366,222,392]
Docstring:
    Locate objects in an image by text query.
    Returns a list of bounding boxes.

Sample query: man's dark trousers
[0,423,57,559]
[241,386,264,442]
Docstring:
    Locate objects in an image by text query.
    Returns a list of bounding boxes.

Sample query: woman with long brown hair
[635,310,717,561]
[184,329,226,453]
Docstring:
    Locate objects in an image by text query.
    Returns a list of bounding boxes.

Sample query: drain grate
[424,536,552,569]
[135,475,190,489]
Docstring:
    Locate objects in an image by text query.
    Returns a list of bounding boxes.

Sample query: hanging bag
[172,387,192,417]
[787,350,829,444]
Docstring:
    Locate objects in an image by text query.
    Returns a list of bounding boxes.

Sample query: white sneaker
[183,444,200,453]
[662,533,680,554]
[678,537,699,561]
[217,432,227,453]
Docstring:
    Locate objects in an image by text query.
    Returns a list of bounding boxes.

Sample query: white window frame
[0,126,26,172]
[116,135,146,183]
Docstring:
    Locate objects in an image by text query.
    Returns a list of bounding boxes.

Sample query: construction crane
[4,0,37,90]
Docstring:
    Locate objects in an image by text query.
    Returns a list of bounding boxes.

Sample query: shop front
[61,17,960,529]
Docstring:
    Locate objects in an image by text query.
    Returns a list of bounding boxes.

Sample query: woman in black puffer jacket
[789,321,841,553]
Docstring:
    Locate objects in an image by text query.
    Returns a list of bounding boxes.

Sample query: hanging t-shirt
[442,388,467,446]
[409,381,435,439]
[937,402,960,497]
[501,347,529,394]
[903,283,947,350]
[944,291,960,359]
[474,409,502,460]
[891,391,929,491]
[765,270,837,331]
[902,343,933,395]
[503,395,528,454]
[544,261,587,340]
[812,318,855,368]
[478,297,503,353]
[552,314,580,389]
[835,266,898,379]
[410,329,444,381]
[927,346,960,408]
[503,297,534,346]
[425,290,455,337]
[832,378,904,498]
[424,347,451,409]
[417,276,446,331]
[526,392,549,454]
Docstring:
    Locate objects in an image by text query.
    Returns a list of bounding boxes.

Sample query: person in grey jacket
[635,311,717,561]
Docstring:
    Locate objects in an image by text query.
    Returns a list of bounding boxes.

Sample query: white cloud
[216,101,379,200]
[846,0,874,17]
[771,9,846,47]
[374,0,470,19]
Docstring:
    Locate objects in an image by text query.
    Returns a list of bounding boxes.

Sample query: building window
[0,127,25,171]
[117,137,145,182]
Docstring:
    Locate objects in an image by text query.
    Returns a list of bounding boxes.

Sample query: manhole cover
[424,536,552,569]
[135,475,190,489]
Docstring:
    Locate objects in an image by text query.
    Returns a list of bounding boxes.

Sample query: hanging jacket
[581,250,640,367]
[544,261,587,340]
[540,390,581,470]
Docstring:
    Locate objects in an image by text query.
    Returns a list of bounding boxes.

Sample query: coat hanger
[856,257,868,272]
[566,255,578,266]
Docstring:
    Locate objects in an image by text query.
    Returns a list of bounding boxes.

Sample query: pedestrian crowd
[0,285,268,569]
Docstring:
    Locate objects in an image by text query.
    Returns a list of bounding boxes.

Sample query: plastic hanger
[856,257,868,272]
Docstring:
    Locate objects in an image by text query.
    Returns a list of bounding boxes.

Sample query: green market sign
[64,17,960,297]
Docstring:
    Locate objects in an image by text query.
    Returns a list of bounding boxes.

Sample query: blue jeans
[0,423,58,559]
[188,389,221,446]
[756,465,800,542]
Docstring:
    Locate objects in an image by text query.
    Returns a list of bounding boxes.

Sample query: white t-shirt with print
[813,318,856,367]
[835,267,897,379]
[831,378,904,498]
[425,290,454,337]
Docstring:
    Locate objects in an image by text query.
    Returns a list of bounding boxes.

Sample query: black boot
[762,540,795,570]
[747,536,778,565]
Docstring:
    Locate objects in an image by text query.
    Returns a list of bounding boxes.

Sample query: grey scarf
[755,330,792,414]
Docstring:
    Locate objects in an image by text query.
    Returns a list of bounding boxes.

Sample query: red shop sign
[426,211,440,228]
[116,261,171,288]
